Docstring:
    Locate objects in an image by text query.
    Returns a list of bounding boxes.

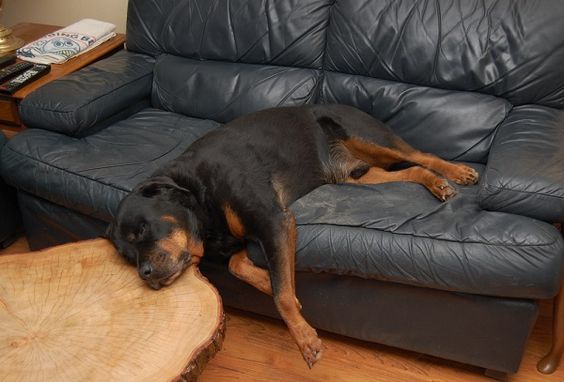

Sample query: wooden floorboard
[2,236,563,381]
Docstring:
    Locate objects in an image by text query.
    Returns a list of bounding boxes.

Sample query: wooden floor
[2,236,563,381]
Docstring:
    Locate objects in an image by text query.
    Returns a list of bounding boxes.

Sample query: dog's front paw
[445,164,479,185]
[301,335,323,369]
[293,323,324,368]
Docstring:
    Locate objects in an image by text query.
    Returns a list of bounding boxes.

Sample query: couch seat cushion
[1,108,220,221]
[4,118,562,299]
[249,164,564,299]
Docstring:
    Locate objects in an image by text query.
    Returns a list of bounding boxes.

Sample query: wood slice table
[0,239,224,382]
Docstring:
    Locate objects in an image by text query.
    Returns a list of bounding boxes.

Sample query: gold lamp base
[0,24,23,55]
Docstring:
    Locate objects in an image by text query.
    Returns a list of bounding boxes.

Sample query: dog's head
[107,176,204,290]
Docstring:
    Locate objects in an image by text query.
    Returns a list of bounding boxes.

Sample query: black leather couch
[2,0,564,375]
[0,133,21,247]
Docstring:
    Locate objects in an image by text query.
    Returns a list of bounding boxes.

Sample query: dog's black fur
[107,104,478,367]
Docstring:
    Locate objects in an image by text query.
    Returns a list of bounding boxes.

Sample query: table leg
[537,224,564,374]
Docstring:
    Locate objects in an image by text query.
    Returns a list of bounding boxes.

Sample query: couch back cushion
[320,0,564,161]
[325,0,564,109]
[126,0,564,160]
[127,0,331,68]
[321,72,511,162]
[152,55,321,123]
[127,0,331,121]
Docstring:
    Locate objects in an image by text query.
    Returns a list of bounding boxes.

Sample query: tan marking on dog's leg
[343,137,405,168]
[391,136,479,185]
[343,135,478,185]
[347,166,456,201]
[404,151,479,185]
[229,250,273,296]
[223,204,246,239]
[270,211,321,368]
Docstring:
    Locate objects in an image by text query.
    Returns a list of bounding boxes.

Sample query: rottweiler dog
[107,104,478,368]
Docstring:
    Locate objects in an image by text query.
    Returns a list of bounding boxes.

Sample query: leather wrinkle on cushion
[127,0,332,68]
[323,0,564,108]
[321,71,513,163]
[247,164,564,299]
[479,105,564,221]
[0,108,220,222]
[152,55,321,123]
[19,50,155,137]
[7,0,563,373]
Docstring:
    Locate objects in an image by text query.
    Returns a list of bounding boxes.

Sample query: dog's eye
[126,233,136,243]
[137,222,147,238]
[126,222,148,243]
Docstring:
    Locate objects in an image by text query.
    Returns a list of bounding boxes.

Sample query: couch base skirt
[18,191,107,250]
[0,178,21,247]
[202,261,537,373]
[18,192,538,373]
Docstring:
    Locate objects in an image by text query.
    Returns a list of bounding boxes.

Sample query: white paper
[17,19,116,65]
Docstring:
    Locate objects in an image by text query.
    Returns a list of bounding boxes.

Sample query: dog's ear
[136,176,199,209]
[136,176,179,198]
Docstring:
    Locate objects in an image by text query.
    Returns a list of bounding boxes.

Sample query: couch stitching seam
[482,183,564,201]
[23,72,153,116]
[295,222,560,248]
[3,144,131,193]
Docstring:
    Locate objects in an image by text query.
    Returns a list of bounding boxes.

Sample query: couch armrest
[19,50,155,137]
[478,105,564,222]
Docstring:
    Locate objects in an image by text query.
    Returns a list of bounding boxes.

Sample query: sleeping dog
[107,104,478,368]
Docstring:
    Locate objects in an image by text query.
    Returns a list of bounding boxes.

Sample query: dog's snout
[139,262,153,279]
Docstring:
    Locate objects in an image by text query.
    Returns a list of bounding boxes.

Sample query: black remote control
[0,54,16,69]
[0,64,51,94]
[0,61,34,83]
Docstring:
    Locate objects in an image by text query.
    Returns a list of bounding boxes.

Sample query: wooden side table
[0,23,126,138]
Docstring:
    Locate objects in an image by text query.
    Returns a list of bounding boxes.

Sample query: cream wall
[1,0,128,33]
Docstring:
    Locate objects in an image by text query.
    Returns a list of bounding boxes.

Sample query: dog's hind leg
[317,108,478,185]
[228,249,273,295]
[390,137,479,185]
[346,166,456,201]
[228,249,304,309]
[343,136,479,185]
